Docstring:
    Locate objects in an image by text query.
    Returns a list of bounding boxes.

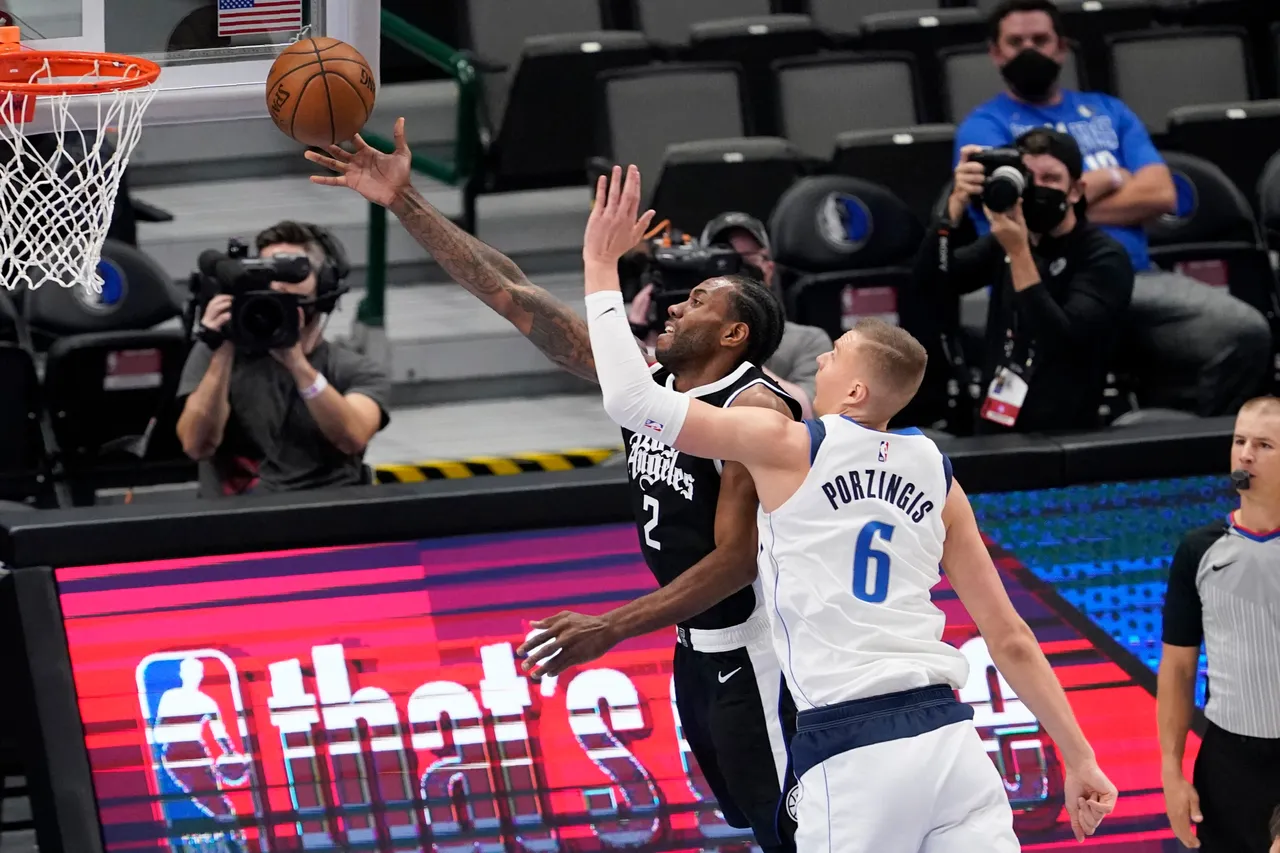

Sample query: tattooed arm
[306,118,650,383]
[390,186,604,382]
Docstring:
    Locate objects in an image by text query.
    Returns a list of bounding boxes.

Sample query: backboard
[0,0,380,130]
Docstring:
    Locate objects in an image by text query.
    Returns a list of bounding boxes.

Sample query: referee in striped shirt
[1159,396,1280,852]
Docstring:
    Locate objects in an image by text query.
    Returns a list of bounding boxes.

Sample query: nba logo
[878,440,889,463]
[136,650,255,853]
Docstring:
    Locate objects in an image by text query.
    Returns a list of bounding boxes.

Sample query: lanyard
[1001,303,1037,379]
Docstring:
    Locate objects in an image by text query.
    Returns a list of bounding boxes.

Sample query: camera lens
[241,295,284,339]
[984,166,1027,214]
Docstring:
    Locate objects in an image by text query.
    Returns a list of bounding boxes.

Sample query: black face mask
[1000,49,1062,103]
[1023,185,1070,235]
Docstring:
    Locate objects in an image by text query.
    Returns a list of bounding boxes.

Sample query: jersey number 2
[852,521,894,603]
[643,495,661,550]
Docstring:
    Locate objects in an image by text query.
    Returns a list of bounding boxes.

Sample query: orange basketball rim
[0,25,160,122]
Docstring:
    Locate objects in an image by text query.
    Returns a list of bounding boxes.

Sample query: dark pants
[1193,721,1280,852]
[1128,271,1271,416]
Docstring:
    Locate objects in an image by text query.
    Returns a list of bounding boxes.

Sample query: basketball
[265,38,376,148]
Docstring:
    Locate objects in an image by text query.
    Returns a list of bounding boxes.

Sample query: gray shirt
[766,321,832,400]
[178,340,391,495]
[1163,517,1280,739]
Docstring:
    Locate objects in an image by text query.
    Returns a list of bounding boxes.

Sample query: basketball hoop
[0,26,161,292]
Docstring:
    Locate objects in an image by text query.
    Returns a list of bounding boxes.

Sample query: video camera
[971,147,1030,215]
[620,231,745,335]
[193,239,312,352]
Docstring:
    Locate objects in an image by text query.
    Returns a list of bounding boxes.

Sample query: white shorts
[789,684,1019,853]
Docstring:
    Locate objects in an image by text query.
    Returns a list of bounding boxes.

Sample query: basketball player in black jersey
[307,120,801,852]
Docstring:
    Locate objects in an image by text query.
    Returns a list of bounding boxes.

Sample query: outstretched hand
[305,116,413,208]
[584,164,655,267]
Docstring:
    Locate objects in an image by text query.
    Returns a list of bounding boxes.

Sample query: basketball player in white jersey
[545,164,1120,851]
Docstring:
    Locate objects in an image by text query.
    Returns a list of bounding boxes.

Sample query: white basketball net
[0,56,158,292]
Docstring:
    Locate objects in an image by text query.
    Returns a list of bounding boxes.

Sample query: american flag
[217,0,303,38]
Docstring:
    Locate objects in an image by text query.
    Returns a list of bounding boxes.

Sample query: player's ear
[722,320,749,349]
[847,379,869,407]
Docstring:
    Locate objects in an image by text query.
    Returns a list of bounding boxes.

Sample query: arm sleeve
[1111,98,1165,172]
[586,290,689,446]
[1161,528,1213,647]
[1011,239,1135,353]
[332,345,393,430]
[177,342,214,399]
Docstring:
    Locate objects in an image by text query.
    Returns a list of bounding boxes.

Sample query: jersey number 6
[852,521,894,603]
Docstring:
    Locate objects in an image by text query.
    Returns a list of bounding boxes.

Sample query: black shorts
[1193,720,1280,853]
[672,614,798,852]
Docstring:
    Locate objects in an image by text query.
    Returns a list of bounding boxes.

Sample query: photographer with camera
[956,0,1270,417]
[915,129,1133,433]
[625,213,830,417]
[176,221,390,495]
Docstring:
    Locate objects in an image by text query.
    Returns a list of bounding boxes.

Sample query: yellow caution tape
[373,448,620,484]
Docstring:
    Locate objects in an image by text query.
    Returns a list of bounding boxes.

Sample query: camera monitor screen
[52,475,1229,852]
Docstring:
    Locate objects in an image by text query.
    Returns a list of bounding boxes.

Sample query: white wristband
[300,372,329,401]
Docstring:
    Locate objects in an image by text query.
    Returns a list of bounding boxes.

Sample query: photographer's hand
[987,200,1031,254]
[986,201,1040,293]
[306,117,412,208]
[270,309,312,370]
[201,294,233,337]
[949,147,988,225]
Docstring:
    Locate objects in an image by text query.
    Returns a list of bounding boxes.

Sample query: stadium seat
[1107,28,1255,135]
[768,175,923,340]
[15,239,185,350]
[1256,149,1280,250]
[1274,21,1280,96]
[858,8,987,123]
[633,0,771,48]
[1145,151,1280,359]
[1158,0,1276,29]
[831,124,956,226]
[774,53,923,158]
[941,44,1083,123]
[595,63,751,204]
[687,15,825,137]
[463,0,612,126]
[648,137,809,235]
[1165,100,1280,214]
[469,31,653,207]
[771,175,970,429]
[805,0,944,42]
[1033,0,1157,95]
[43,330,193,506]
[0,342,50,506]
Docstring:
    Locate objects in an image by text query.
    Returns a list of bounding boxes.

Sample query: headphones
[299,222,351,314]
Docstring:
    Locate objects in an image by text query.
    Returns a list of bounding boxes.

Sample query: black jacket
[914,214,1134,433]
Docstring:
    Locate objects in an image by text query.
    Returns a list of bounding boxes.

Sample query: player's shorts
[1193,720,1280,852]
[672,607,798,852]
[790,684,1018,853]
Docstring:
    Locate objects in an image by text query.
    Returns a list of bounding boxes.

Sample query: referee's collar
[1228,510,1280,542]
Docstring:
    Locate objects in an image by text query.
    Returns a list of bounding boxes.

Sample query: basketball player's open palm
[584,164,655,267]
[305,116,412,208]
[1064,761,1119,842]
